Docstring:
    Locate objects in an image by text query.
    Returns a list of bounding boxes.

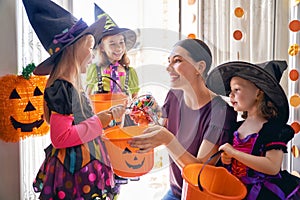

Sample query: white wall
[0,0,20,199]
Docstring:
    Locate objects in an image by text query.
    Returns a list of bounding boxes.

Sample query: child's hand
[109,105,125,122]
[219,143,235,165]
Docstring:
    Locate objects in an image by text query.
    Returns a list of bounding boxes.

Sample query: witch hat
[22,0,107,75]
[206,60,289,124]
[94,3,136,50]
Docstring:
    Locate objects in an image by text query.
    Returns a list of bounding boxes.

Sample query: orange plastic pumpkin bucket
[101,126,154,178]
[89,93,128,112]
[182,164,247,200]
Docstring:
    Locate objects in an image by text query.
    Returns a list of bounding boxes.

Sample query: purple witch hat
[22,0,107,75]
[94,3,136,50]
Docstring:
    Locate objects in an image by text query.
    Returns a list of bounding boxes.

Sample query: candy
[128,94,162,125]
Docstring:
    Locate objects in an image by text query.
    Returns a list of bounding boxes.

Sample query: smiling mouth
[10,116,44,132]
[125,158,145,169]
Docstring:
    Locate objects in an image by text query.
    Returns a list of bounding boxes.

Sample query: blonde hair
[44,34,93,123]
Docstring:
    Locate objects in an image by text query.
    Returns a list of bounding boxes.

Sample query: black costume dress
[32,80,119,200]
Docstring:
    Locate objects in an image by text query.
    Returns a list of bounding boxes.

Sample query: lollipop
[129,94,162,125]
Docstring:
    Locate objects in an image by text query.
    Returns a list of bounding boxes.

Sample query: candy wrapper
[128,94,162,125]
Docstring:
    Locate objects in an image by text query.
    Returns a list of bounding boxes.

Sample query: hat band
[48,19,88,55]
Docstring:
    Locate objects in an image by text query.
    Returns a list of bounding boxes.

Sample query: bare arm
[219,143,283,175]
[129,125,220,169]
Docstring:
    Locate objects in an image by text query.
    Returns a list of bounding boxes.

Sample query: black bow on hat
[206,60,289,124]
[22,0,107,75]
[94,3,136,50]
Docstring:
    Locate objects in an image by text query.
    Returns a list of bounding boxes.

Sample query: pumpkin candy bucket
[89,93,128,112]
[101,125,154,178]
[182,151,247,200]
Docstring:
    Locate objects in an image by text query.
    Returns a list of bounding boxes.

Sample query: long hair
[44,35,92,123]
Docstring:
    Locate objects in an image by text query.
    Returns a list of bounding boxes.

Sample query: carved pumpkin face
[102,126,154,178]
[0,74,49,142]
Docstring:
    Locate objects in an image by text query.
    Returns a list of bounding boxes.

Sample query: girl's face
[78,34,95,73]
[167,46,199,89]
[100,34,126,63]
[229,76,260,112]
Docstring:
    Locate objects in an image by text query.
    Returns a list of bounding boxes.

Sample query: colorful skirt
[33,137,120,200]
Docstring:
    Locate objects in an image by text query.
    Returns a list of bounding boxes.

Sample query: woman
[129,38,237,200]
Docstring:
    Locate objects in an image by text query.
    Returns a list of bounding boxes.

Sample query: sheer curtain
[18,0,69,199]
[194,0,289,66]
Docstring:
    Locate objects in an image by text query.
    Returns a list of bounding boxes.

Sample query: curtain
[18,0,69,199]
[289,0,300,176]
[194,0,289,66]
[19,6,50,200]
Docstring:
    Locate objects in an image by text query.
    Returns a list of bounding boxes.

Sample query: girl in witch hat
[86,3,140,99]
[22,0,125,199]
[206,60,300,199]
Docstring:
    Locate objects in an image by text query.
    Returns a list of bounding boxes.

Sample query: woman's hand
[128,125,173,153]
[219,143,235,165]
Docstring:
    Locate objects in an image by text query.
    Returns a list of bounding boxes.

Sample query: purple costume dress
[231,120,300,200]
[162,89,237,198]
[32,80,119,200]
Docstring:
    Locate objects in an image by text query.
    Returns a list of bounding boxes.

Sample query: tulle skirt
[33,137,120,200]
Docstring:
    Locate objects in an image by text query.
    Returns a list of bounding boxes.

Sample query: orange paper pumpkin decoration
[0,64,49,142]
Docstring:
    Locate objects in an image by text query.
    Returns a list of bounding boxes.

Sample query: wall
[0,0,20,199]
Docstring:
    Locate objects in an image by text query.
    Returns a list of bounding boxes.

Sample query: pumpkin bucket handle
[197,150,224,191]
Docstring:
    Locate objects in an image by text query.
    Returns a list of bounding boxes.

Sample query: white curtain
[18,0,69,199]
[194,0,289,66]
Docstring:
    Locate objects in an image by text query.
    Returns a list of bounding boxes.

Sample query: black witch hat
[22,0,107,75]
[206,60,289,124]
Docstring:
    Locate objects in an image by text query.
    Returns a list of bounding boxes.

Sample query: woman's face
[100,34,126,63]
[78,34,95,73]
[229,76,260,112]
[167,45,199,89]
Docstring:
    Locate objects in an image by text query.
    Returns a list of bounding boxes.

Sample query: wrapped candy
[129,94,162,125]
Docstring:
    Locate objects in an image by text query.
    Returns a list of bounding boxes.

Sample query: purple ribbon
[53,19,88,44]
[241,172,286,200]
[110,62,121,93]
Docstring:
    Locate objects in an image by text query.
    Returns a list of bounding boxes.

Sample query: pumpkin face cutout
[102,126,154,178]
[123,147,146,169]
[0,74,49,142]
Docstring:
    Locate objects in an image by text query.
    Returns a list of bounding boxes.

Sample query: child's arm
[219,143,283,175]
[50,113,102,149]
